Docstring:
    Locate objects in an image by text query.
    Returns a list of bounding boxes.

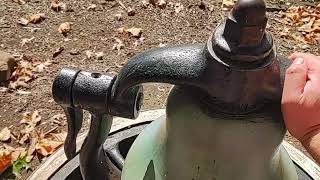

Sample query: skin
[282,52,320,164]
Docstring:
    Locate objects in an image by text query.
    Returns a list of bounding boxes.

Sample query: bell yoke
[52,0,296,179]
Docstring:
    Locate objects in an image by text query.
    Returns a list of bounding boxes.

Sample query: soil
[0,0,319,179]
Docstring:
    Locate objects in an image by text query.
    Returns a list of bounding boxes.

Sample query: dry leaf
[28,13,46,24]
[283,4,320,45]
[19,133,29,145]
[125,27,143,38]
[11,148,27,162]
[0,127,11,142]
[112,38,125,53]
[0,150,12,174]
[50,132,67,142]
[27,136,38,156]
[9,56,51,90]
[36,139,63,157]
[21,37,35,47]
[58,22,72,35]
[50,0,66,12]
[222,0,236,11]
[16,90,31,95]
[298,17,316,32]
[20,111,41,126]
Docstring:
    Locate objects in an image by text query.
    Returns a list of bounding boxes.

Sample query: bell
[45,0,304,180]
[120,0,297,179]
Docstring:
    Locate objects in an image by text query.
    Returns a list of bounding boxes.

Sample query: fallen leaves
[282,3,320,44]
[9,55,52,90]
[0,111,67,176]
[0,127,11,142]
[58,22,72,35]
[112,38,125,53]
[20,111,41,126]
[36,132,66,157]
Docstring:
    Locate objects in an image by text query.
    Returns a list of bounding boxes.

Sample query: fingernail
[293,57,304,65]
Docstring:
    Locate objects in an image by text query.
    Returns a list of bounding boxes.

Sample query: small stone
[85,50,94,59]
[199,1,206,10]
[127,7,135,16]
[28,13,46,24]
[58,22,72,36]
[69,49,80,55]
[114,13,123,21]
[0,51,16,82]
[157,0,166,9]
[141,0,149,8]
[95,52,104,60]
[17,18,29,26]
[53,47,64,58]
[87,4,97,10]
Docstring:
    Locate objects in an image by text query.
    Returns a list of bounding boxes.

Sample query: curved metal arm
[63,107,83,159]
[80,113,113,180]
[109,44,210,118]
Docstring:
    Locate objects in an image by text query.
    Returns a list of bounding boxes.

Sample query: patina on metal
[52,69,119,179]
[51,0,300,179]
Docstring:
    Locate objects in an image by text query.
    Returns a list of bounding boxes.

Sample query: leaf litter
[8,55,52,90]
[0,111,67,176]
[280,3,320,44]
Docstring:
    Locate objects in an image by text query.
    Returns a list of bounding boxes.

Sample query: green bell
[119,0,298,179]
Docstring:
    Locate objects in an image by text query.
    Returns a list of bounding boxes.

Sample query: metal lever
[52,68,143,180]
[63,107,83,159]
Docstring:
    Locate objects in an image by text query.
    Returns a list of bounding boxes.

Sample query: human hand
[282,52,320,143]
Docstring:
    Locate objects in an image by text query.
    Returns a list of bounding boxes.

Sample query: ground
[0,0,319,179]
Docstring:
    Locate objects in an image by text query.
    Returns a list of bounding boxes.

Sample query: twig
[266,6,287,12]
[117,0,127,10]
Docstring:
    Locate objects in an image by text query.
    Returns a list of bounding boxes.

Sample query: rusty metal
[50,0,301,179]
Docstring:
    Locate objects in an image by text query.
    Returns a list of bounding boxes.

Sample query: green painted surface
[122,87,298,180]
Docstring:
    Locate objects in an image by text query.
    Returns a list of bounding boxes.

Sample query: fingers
[289,53,320,72]
[289,52,320,60]
[282,57,308,102]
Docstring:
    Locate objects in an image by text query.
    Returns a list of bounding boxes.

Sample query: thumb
[282,58,308,102]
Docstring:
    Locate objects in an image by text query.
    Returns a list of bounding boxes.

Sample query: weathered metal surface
[52,69,117,179]
[28,109,165,180]
[28,110,319,180]
[48,0,315,179]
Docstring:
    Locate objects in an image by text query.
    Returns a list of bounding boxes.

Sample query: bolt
[223,0,267,47]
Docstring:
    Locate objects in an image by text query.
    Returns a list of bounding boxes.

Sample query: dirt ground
[0,0,319,179]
